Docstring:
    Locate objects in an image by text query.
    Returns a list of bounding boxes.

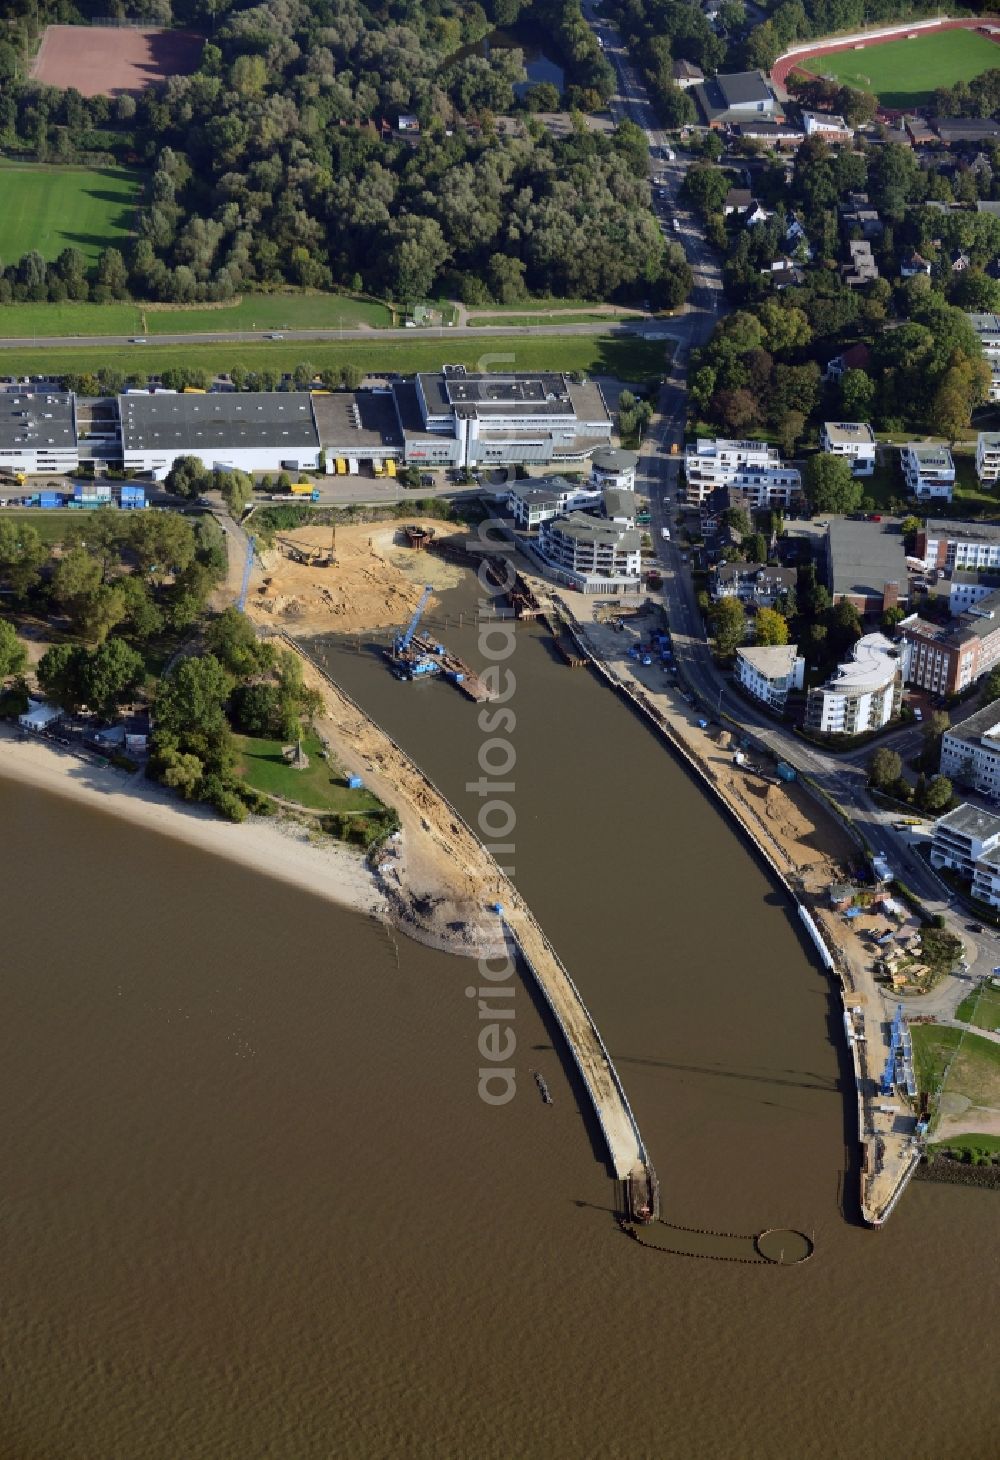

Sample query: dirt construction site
[250,519,469,636]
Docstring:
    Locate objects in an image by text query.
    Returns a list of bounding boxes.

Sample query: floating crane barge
[383,584,494,701]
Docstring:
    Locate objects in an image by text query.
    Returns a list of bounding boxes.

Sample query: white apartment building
[967,312,1000,401]
[0,393,79,475]
[918,518,1000,572]
[535,512,641,594]
[971,850,1000,908]
[589,447,638,490]
[901,443,954,501]
[930,803,1000,880]
[506,477,601,529]
[735,644,804,712]
[939,701,1000,799]
[820,421,876,476]
[683,437,801,505]
[804,633,902,735]
[976,432,1000,484]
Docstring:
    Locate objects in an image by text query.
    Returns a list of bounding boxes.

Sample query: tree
[744,532,767,564]
[868,747,902,789]
[159,749,204,799]
[803,455,863,515]
[919,774,953,813]
[204,608,274,678]
[882,604,906,631]
[0,617,27,679]
[922,710,951,759]
[981,665,1000,703]
[36,643,87,711]
[900,515,922,548]
[754,607,789,645]
[777,410,806,459]
[219,469,253,516]
[165,455,210,500]
[51,547,102,623]
[129,512,197,579]
[78,638,145,717]
[828,598,862,655]
[840,368,875,420]
[710,596,746,656]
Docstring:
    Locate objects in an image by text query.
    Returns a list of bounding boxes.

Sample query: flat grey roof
[934,802,1000,840]
[828,519,908,600]
[547,512,640,549]
[925,517,1000,543]
[737,644,800,677]
[310,390,403,451]
[0,392,75,450]
[823,421,875,445]
[119,391,318,452]
[391,381,443,442]
[943,700,1000,748]
[419,368,576,419]
[592,446,637,471]
[602,487,637,518]
[718,70,772,108]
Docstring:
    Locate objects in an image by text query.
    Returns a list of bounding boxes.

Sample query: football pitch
[0,161,142,266]
[797,28,1000,109]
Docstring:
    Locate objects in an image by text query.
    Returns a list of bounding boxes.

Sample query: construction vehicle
[387,584,440,678]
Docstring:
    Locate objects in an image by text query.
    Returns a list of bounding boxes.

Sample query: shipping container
[39,493,63,508]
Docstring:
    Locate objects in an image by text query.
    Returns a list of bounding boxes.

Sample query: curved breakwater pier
[278,630,660,1221]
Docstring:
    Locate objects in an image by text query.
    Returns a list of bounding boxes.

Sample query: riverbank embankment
[551,601,923,1227]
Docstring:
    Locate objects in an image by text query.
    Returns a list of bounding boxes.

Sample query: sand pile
[251,519,468,635]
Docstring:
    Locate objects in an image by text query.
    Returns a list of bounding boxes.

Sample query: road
[0,319,662,352]
[584,2,999,1012]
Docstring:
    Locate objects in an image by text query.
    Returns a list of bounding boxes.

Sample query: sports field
[0,162,142,266]
[31,25,203,98]
[798,28,1000,109]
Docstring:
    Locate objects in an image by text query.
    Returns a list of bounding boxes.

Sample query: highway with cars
[584,1,997,1002]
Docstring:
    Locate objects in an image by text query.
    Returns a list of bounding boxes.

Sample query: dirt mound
[250,518,468,635]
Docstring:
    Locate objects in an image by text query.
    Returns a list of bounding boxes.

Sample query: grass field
[0,332,669,385]
[930,1131,1000,1156]
[798,29,1000,109]
[955,981,1000,1033]
[0,293,393,339]
[911,1023,1000,1113]
[0,509,79,544]
[0,161,142,266]
[233,732,384,814]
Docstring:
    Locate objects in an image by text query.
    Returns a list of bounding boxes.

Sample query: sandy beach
[0,731,389,923]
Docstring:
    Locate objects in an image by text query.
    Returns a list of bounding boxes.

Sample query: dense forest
[0,0,691,309]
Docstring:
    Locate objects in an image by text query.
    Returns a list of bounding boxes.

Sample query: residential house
[735,644,805,712]
[842,240,879,287]
[506,476,601,529]
[951,249,971,273]
[710,561,796,605]
[602,487,638,527]
[672,59,704,90]
[759,256,805,288]
[839,192,883,241]
[930,803,1000,880]
[590,446,638,490]
[824,342,872,382]
[683,437,801,506]
[900,248,932,278]
[820,421,876,475]
[944,569,1000,616]
[901,443,955,501]
[916,518,1000,572]
[723,188,754,216]
[976,432,1000,484]
[804,633,903,736]
[535,513,641,594]
[745,201,773,227]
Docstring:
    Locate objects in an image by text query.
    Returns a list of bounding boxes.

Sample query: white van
[661,527,671,541]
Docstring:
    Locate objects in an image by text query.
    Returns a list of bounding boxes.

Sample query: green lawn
[798,29,1000,109]
[955,982,1000,1034]
[0,292,392,340]
[0,332,670,385]
[469,311,643,326]
[930,1131,1000,1157]
[0,509,80,544]
[0,161,143,266]
[911,1023,1000,1112]
[233,732,384,815]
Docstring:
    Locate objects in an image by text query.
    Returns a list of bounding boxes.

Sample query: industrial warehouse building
[0,393,78,474]
[10,370,612,481]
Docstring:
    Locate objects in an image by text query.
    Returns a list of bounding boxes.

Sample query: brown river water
[0,580,994,1458]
